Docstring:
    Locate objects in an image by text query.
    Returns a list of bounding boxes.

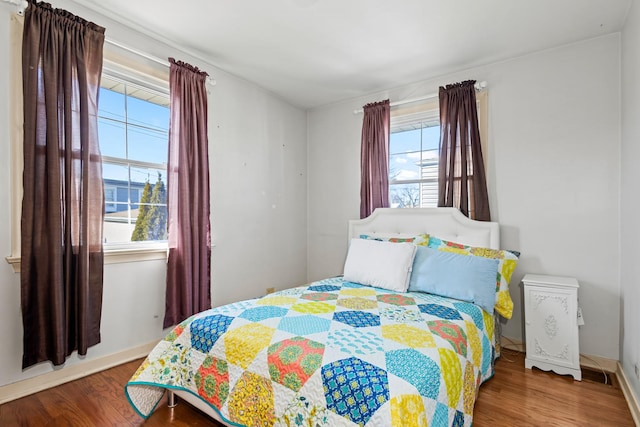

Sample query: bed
[125,207,517,426]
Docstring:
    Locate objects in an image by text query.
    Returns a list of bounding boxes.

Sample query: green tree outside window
[131,174,167,241]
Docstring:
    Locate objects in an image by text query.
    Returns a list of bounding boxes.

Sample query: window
[98,74,169,247]
[6,21,172,271]
[388,93,488,209]
[389,121,440,208]
[389,103,441,208]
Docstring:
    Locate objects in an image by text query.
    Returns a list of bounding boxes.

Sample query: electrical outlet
[266,287,275,295]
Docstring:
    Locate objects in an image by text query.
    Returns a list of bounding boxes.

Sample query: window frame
[389,106,441,208]
[99,71,170,250]
[7,14,23,272]
[6,24,171,273]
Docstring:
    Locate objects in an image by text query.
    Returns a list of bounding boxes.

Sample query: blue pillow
[408,246,500,314]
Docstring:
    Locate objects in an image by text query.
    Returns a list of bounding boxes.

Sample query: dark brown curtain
[164,58,211,328]
[21,1,105,368]
[360,99,390,219]
[438,80,491,221]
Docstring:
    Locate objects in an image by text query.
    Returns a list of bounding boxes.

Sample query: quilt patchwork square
[333,311,380,328]
[278,315,332,336]
[190,314,234,354]
[322,357,390,425]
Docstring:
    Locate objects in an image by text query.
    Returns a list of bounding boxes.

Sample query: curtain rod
[1,1,217,87]
[105,39,216,87]
[353,80,487,114]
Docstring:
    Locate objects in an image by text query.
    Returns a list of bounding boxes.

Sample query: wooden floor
[0,349,635,426]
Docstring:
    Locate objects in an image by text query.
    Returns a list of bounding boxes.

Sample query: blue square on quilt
[432,403,450,427]
[190,314,234,353]
[341,281,362,288]
[418,304,463,321]
[327,329,384,356]
[278,315,332,336]
[333,311,380,328]
[239,306,289,323]
[482,335,492,373]
[453,410,465,427]
[413,292,453,305]
[453,302,484,329]
[321,357,389,425]
[215,300,254,314]
[385,349,440,400]
[307,284,342,292]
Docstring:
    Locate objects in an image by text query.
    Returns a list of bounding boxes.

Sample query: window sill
[5,246,167,273]
[104,246,168,265]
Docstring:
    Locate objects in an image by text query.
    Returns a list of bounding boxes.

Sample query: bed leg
[167,390,177,408]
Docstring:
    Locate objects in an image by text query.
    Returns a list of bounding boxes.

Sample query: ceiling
[70,0,631,109]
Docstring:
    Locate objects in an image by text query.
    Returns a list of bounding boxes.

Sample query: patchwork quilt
[125,277,496,427]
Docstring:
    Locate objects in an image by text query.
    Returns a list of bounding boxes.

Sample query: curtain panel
[437,80,491,221]
[21,1,105,368]
[360,99,390,219]
[164,58,211,328]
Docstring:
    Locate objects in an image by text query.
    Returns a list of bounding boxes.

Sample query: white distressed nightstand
[523,274,582,381]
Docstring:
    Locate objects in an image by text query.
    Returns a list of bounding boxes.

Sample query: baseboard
[579,353,618,373]
[0,340,157,405]
[617,362,640,426]
[501,336,618,372]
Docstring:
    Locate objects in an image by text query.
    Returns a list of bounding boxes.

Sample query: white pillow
[343,238,417,293]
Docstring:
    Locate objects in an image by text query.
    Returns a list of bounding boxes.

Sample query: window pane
[127,124,168,164]
[389,128,421,155]
[127,91,170,131]
[421,125,440,151]
[103,163,132,244]
[98,117,126,158]
[98,78,125,121]
[103,162,130,213]
[389,152,421,182]
[420,149,439,178]
[135,206,168,241]
[130,169,168,242]
[130,166,166,189]
[104,186,117,213]
[389,113,442,208]
[389,183,420,208]
[420,180,438,208]
[98,73,169,245]
[130,187,141,205]
[104,217,135,245]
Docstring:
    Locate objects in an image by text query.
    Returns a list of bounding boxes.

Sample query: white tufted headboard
[348,208,500,249]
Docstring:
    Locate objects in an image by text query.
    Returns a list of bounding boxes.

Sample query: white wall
[0,1,307,388]
[308,34,621,360]
[621,0,640,400]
